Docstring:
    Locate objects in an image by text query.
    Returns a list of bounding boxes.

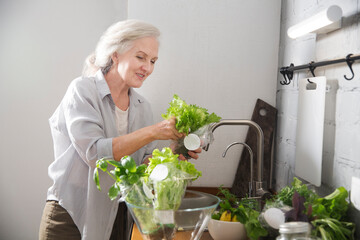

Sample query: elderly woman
[39,19,200,240]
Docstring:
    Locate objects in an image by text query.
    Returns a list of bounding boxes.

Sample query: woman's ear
[111,52,119,64]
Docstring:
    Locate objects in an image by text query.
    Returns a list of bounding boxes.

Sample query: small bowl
[208,218,247,240]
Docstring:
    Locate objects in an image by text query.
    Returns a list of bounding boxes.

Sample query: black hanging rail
[280,53,360,85]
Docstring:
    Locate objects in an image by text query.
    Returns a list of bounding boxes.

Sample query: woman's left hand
[178,147,202,160]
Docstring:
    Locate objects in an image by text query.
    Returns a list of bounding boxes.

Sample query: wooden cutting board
[231,99,277,198]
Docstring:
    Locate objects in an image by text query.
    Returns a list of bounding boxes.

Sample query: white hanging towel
[295,76,326,187]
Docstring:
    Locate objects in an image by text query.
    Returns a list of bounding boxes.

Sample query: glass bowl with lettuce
[94,147,219,240]
[162,94,221,158]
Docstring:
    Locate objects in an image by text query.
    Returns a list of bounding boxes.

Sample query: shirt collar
[129,88,145,107]
[95,70,111,100]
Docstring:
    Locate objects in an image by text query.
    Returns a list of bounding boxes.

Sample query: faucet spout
[206,119,264,184]
[222,142,254,197]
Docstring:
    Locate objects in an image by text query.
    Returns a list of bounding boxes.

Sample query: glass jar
[276,222,311,240]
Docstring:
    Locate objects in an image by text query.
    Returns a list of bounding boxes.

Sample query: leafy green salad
[162,94,221,158]
[146,148,201,210]
[93,147,202,238]
[94,147,201,208]
[162,94,221,134]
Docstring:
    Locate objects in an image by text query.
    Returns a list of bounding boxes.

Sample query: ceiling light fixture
[287,5,342,39]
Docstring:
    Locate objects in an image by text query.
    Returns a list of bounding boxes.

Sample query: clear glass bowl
[126,190,220,240]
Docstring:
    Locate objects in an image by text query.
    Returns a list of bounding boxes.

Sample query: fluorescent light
[287,5,342,39]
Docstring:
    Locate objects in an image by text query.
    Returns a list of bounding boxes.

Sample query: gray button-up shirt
[47,70,157,239]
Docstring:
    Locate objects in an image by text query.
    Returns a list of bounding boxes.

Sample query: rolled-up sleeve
[96,138,113,160]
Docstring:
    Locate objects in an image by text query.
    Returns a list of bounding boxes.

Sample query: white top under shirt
[115,106,129,136]
[47,70,157,240]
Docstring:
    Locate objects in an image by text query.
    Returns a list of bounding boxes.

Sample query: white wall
[275,0,360,233]
[128,0,281,187]
[0,1,127,239]
[0,0,281,239]
[275,0,360,192]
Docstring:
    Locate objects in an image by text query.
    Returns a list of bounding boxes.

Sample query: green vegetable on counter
[310,186,355,240]
[212,187,268,240]
[276,176,317,206]
[312,218,355,240]
[312,186,349,221]
[243,208,268,240]
[162,94,221,134]
[276,177,356,240]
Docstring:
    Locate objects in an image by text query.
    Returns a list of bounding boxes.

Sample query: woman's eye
[136,56,144,60]
[151,60,156,64]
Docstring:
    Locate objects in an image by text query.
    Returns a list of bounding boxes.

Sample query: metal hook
[308,61,316,77]
[280,64,294,85]
[344,54,354,80]
[280,67,290,85]
[307,78,314,84]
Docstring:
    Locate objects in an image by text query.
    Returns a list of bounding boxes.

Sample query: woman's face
[114,36,159,88]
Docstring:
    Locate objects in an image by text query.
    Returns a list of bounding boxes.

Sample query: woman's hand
[153,116,184,140]
[154,117,203,160]
[169,142,202,160]
[112,117,183,161]
[179,147,202,160]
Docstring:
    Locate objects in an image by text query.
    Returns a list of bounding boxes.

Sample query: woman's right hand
[153,116,184,140]
[112,117,183,161]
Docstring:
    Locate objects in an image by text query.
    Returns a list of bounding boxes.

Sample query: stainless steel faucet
[205,119,269,199]
[222,142,254,197]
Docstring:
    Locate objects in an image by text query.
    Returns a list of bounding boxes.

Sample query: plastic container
[184,134,201,151]
[258,207,286,237]
[174,125,214,158]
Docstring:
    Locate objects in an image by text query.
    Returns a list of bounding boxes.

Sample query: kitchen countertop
[131,224,214,240]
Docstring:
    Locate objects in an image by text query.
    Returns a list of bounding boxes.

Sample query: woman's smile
[113,36,159,88]
[136,72,146,80]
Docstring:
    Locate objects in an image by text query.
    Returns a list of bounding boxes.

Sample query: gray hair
[82,19,160,76]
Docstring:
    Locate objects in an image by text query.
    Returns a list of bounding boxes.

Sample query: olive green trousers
[39,200,131,240]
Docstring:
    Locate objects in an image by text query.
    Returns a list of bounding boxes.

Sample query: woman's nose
[141,61,152,72]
